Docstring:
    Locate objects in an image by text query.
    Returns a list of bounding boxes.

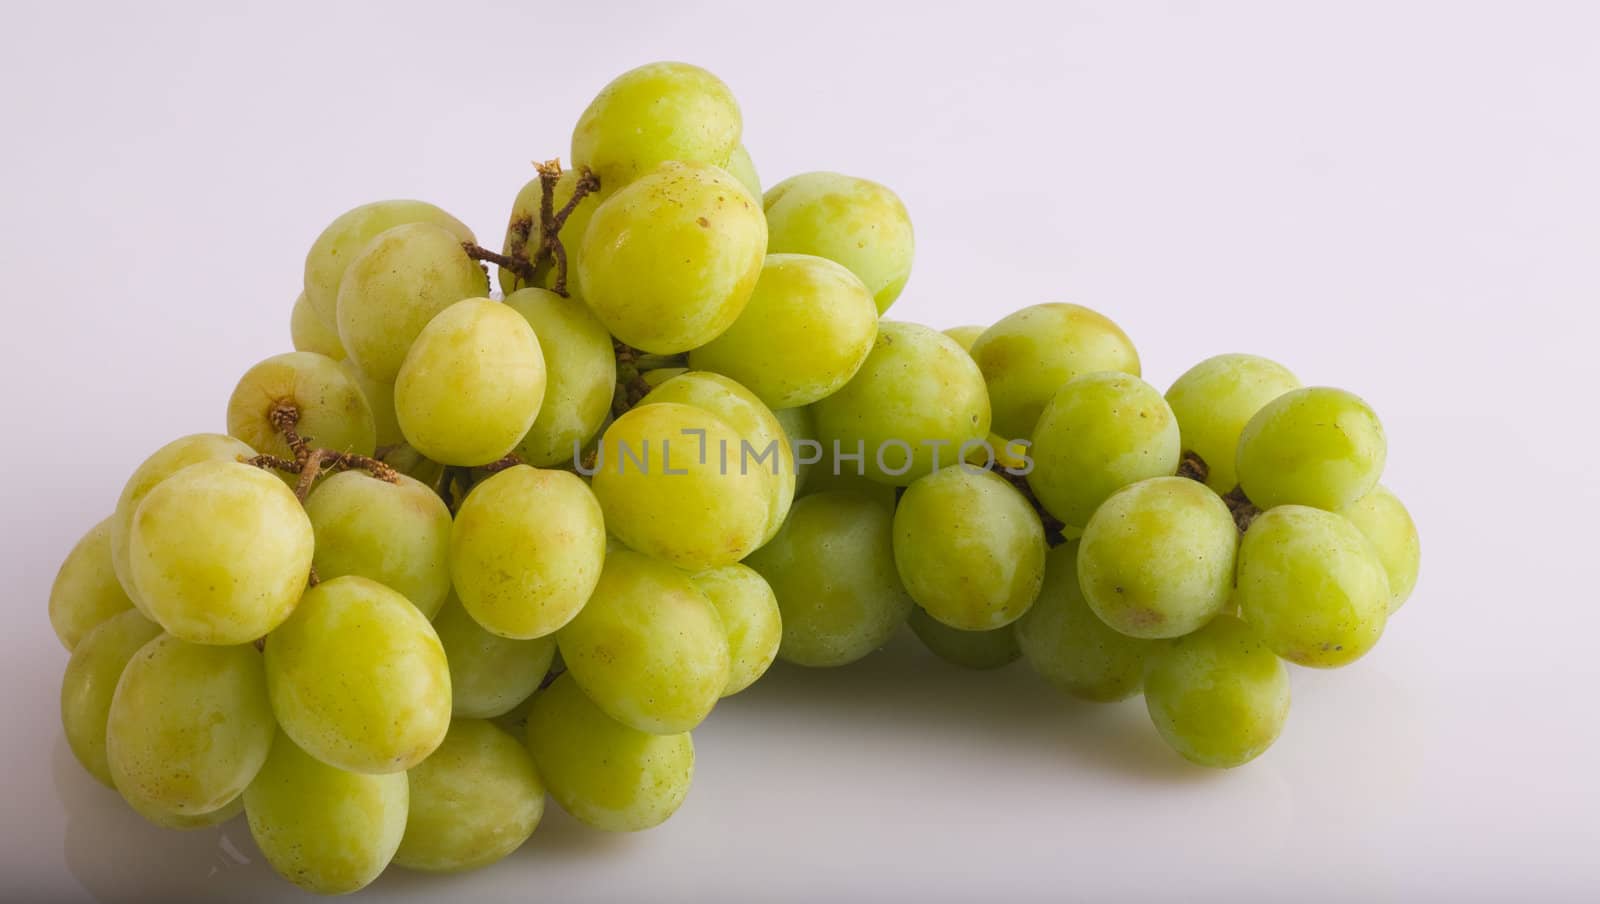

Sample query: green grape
[245,731,408,895]
[907,606,1019,670]
[378,442,445,488]
[433,594,557,718]
[265,575,451,773]
[128,460,313,645]
[590,402,770,570]
[811,321,991,486]
[1027,372,1180,529]
[763,172,914,313]
[60,610,161,786]
[340,358,402,448]
[1077,476,1237,639]
[558,549,729,734]
[743,489,912,667]
[227,350,376,459]
[525,673,694,832]
[107,634,275,814]
[1236,386,1387,511]
[571,61,741,189]
[289,291,346,360]
[689,254,880,409]
[49,517,133,651]
[1015,543,1152,700]
[497,169,608,296]
[797,462,899,509]
[969,303,1141,441]
[1144,614,1291,768]
[303,199,474,328]
[942,325,984,352]
[505,288,616,465]
[336,223,491,382]
[1235,505,1390,668]
[892,467,1045,630]
[490,686,540,737]
[394,298,546,467]
[641,366,686,388]
[304,471,452,620]
[725,144,760,198]
[689,564,781,696]
[394,719,544,873]
[1337,485,1421,612]
[449,465,606,639]
[1164,353,1300,494]
[127,792,243,831]
[773,404,817,492]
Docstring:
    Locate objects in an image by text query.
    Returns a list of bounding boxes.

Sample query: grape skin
[289,291,346,360]
[763,172,915,313]
[689,564,782,696]
[49,517,134,651]
[772,404,817,492]
[60,610,162,786]
[570,61,742,189]
[304,471,453,620]
[227,350,376,460]
[942,325,985,352]
[1236,386,1386,511]
[303,199,474,329]
[394,719,545,873]
[1144,615,1291,769]
[433,594,556,719]
[724,144,760,198]
[1016,543,1152,701]
[1337,484,1421,612]
[340,358,402,448]
[505,288,617,466]
[1164,353,1300,494]
[908,607,1020,670]
[127,792,243,831]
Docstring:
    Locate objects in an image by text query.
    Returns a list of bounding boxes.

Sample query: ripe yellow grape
[60,610,162,786]
[1015,543,1152,701]
[340,358,402,448]
[1164,353,1300,493]
[394,719,545,873]
[304,471,453,620]
[433,594,556,719]
[127,792,243,831]
[505,288,616,466]
[1236,386,1387,511]
[289,291,346,360]
[1337,485,1421,612]
[907,607,1020,670]
[49,517,134,651]
[497,169,607,296]
[942,325,984,352]
[227,350,376,459]
[689,564,782,696]
[725,144,760,198]
[303,199,474,328]
[763,172,914,313]
[571,61,741,189]
[1144,615,1291,768]
[773,404,817,492]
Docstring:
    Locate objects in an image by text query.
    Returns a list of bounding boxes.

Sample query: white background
[2,1,1597,901]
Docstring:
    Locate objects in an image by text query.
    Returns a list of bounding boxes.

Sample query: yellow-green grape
[1236,505,1390,668]
[449,465,606,639]
[725,144,760,198]
[289,291,346,360]
[797,463,900,509]
[942,325,984,352]
[490,687,539,737]
[433,595,557,719]
[689,254,880,409]
[336,223,491,383]
[227,350,377,462]
[1236,386,1387,511]
[128,460,313,645]
[303,199,474,328]
[245,731,408,895]
[127,792,243,831]
[340,358,402,448]
[689,564,781,696]
[1164,353,1300,494]
[578,161,766,355]
[1144,615,1291,768]
[558,549,730,734]
[744,490,912,667]
[49,517,134,651]
[525,673,694,832]
[969,303,1141,441]
[265,576,451,773]
[907,606,1019,671]
[591,403,770,570]
[394,298,546,467]
[106,634,275,814]
[378,442,445,488]
[1027,372,1180,530]
[394,719,544,873]
[773,404,817,492]
[60,610,161,786]
[892,467,1045,631]
[571,61,741,189]
[304,471,452,620]
[1337,485,1421,613]
[641,367,686,388]
[1015,543,1152,701]
[812,321,991,486]
[1077,477,1237,639]
[763,172,914,313]
[504,288,616,465]
[498,169,609,296]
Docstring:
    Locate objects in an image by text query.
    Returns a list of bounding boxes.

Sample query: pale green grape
[449,465,606,639]
[1236,386,1387,511]
[289,291,346,360]
[763,172,914,313]
[127,792,243,831]
[107,634,275,814]
[688,254,880,409]
[505,288,616,465]
[590,403,770,570]
[797,462,900,509]
[725,144,760,197]
[1235,505,1390,668]
[641,366,686,388]
[525,673,694,832]
[558,549,729,733]
[969,303,1141,441]
[571,61,741,189]
[1015,543,1152,701]
[265,575,451,773]
[433,594,556,719]
[303,199,474,328]
[394,719,544,873]
[245,731,408,895]
[336,223,491,382]
[227,350,376,459]
[497,169,607,296]
[49,517,133,651]
[394,298,546,467]
[773,404,817,492]
[907,606,1019,670]
[1337,485,1421,612]
[689,564,781,696]
[892,467,1045,630]
[743,489,912,667]
[811,321,991,486]
[304,470,452,620]
[1144,614,1291,768]
[61,610,161,786]
[1027,372,1180,529]
[1077,476,1237,639]
[1164,353,1300,493]
[340,358,402,448]
[128,460,313,645]
[942,325,984,352]
[378,442,445,488]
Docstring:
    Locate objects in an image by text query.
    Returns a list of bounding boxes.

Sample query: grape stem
[462,243,536,285]
[244,403,399,502]
[1175,450,1262,532]
[611,340,676,417]
[465,159,601,298]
